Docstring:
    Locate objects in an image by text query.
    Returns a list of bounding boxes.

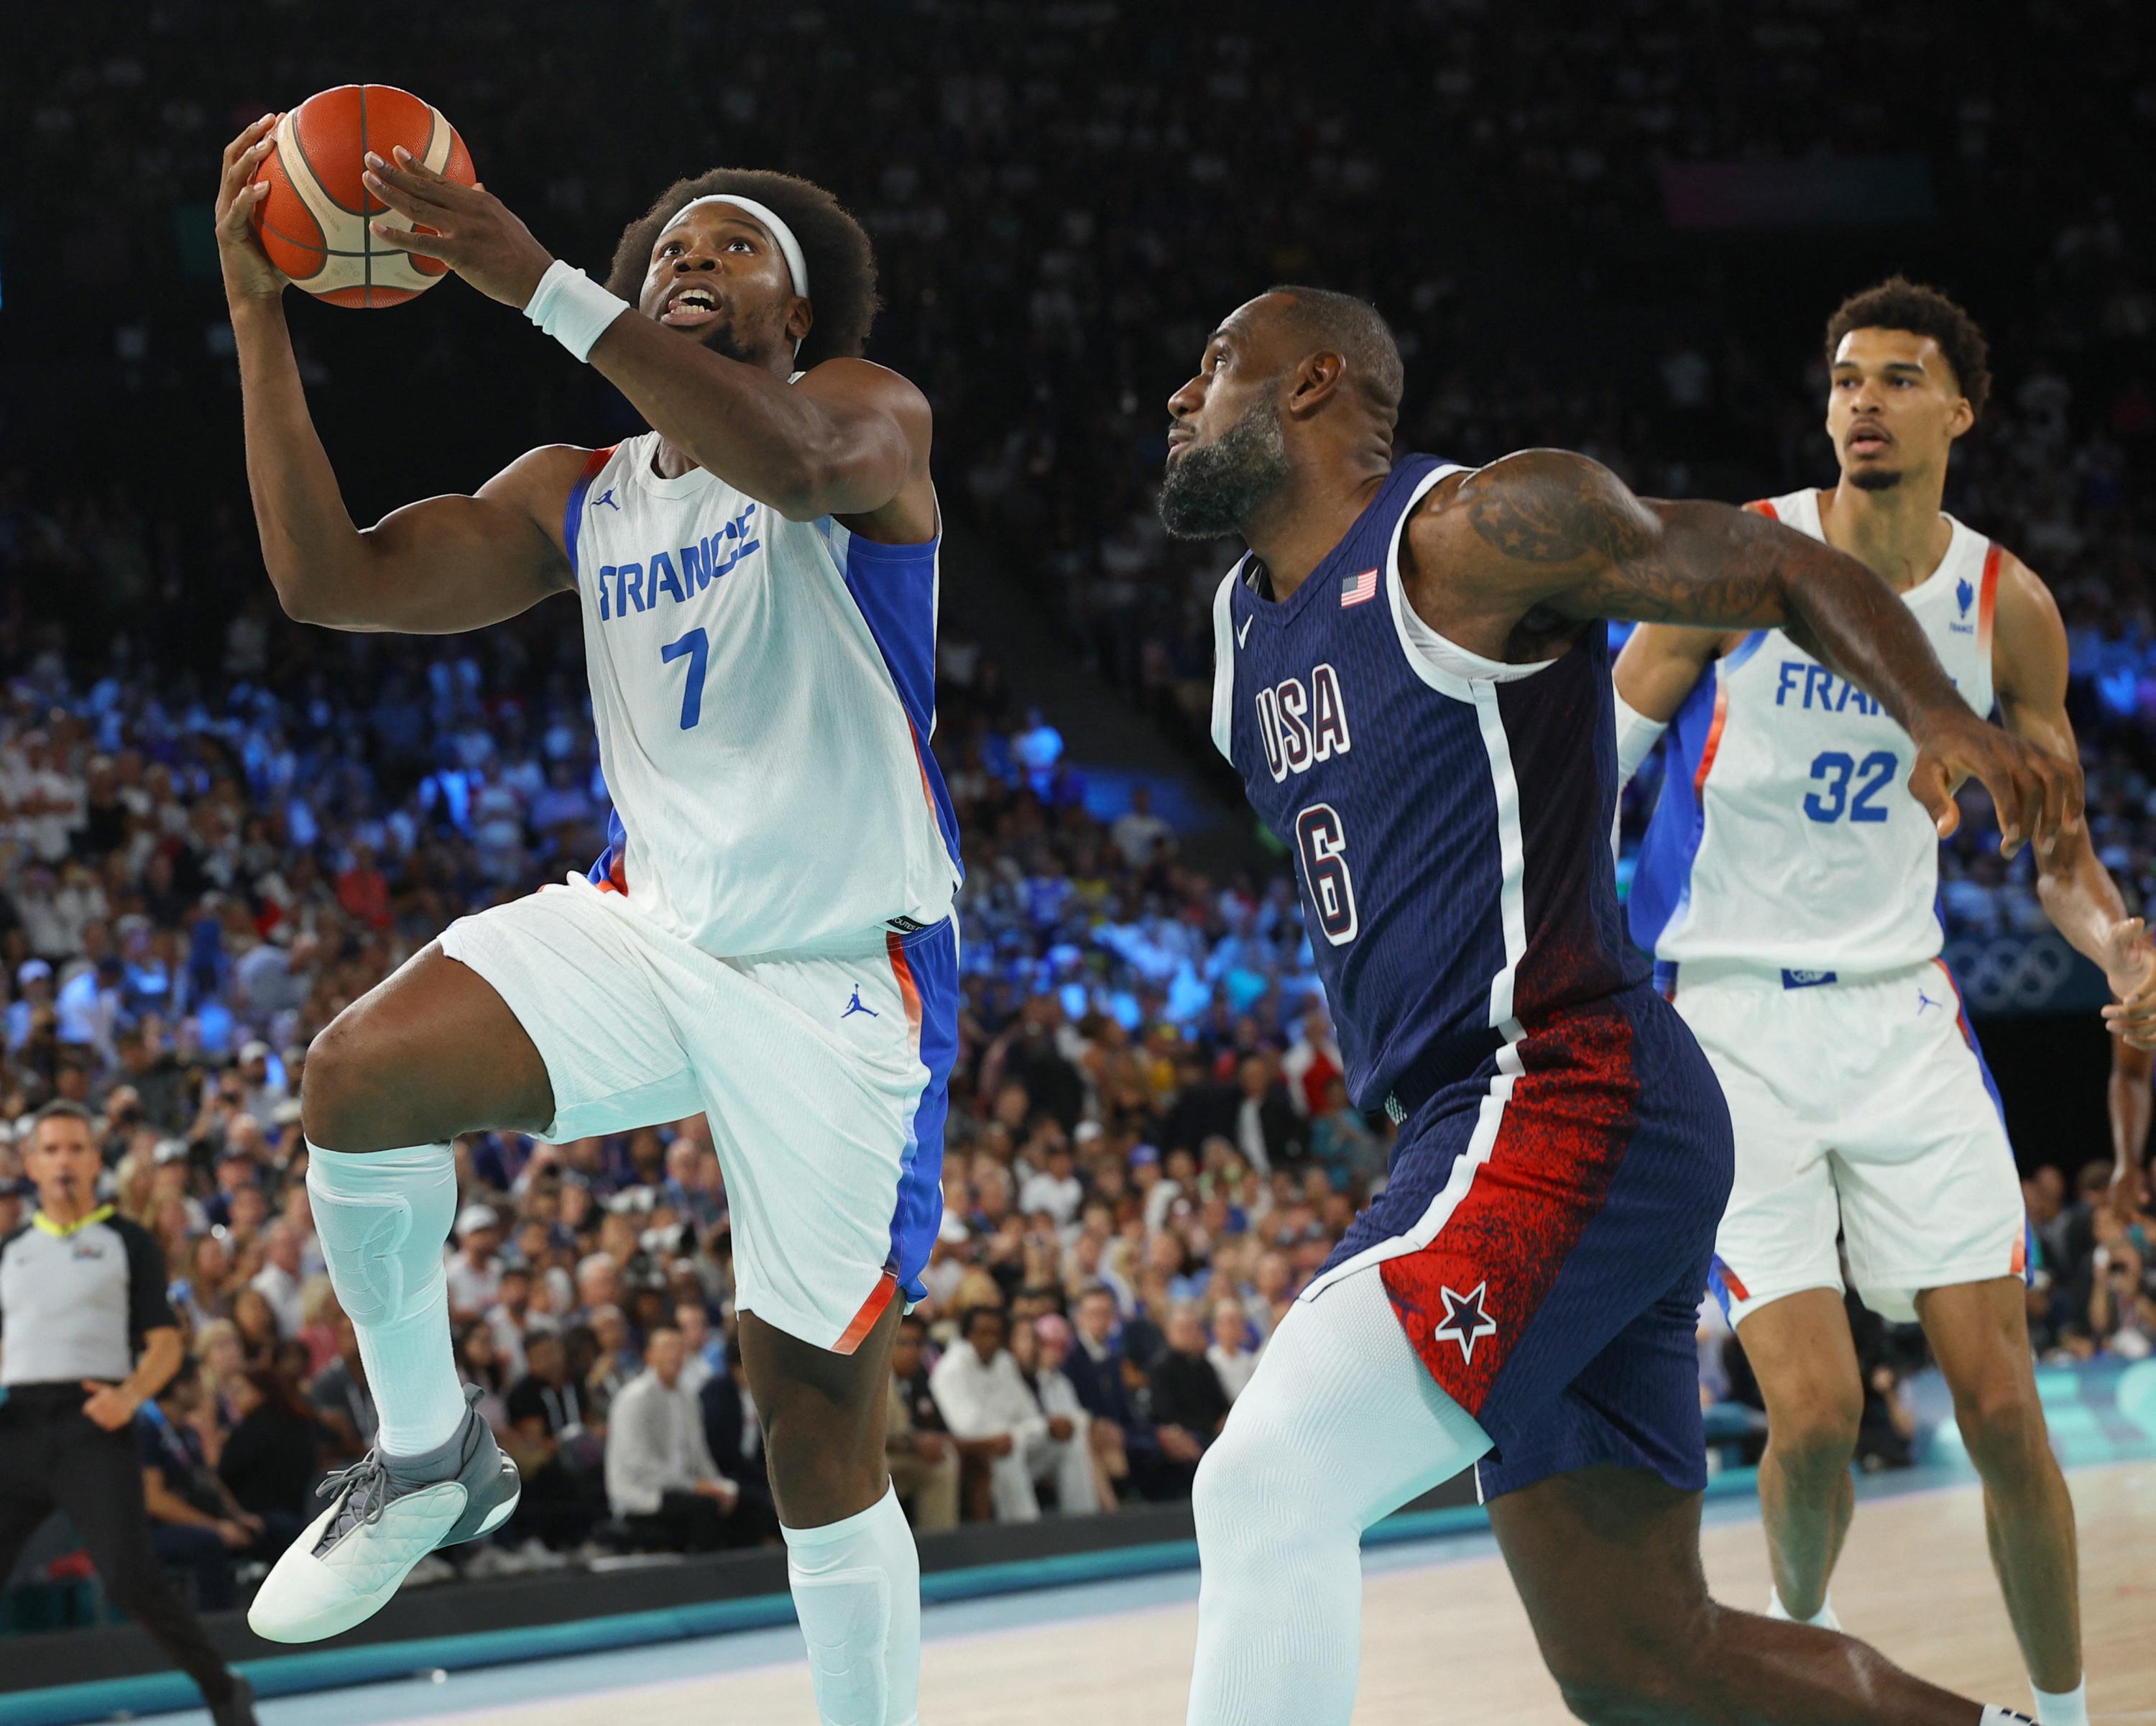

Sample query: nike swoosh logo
[1237,618,1253,648]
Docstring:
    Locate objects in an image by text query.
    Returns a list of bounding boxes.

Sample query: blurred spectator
[1110,786,1175,871]
[503,1328,605,1551]
[249,1222,305,1338]
[1144,1304,1231,1497]
[307,1310,377,1459]
[696,1336,771,1517]
[885,1316,960,1533]
[137,1367,277,1609]
[604,1326,747,1552]
[216,1367,321,1536]
[929,1306,1097,1522]
[446,1204,506,1324]
[1205,1300,1260,1404]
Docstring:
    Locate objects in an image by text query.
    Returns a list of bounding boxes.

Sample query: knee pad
[307,1147,454,1325]
[788,1566,890,1726]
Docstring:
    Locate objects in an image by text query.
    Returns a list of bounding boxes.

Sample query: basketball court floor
[134,1450,2156,1725]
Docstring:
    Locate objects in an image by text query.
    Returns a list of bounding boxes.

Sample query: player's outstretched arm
[1420,448,2081,856]
[213,119,579,633]
[359,148,933,540]
[1991,556,2156,1045]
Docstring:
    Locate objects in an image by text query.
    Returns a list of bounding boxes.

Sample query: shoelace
[313,1390,482,1550]
[314,1451,394,1545]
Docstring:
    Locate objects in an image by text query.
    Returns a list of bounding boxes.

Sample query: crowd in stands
[4,0,2156,1611]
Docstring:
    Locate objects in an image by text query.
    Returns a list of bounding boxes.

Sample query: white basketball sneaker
[249,1387,520,1643]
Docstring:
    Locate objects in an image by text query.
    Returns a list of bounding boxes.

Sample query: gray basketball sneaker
[248,1385,520,1643]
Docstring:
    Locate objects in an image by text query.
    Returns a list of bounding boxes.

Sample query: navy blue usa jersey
[1212,454,1647,1113]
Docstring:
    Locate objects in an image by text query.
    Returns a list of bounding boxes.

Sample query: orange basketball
[251,84,475,308]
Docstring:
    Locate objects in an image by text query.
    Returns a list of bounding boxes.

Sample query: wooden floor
[394,1461,2156,1724]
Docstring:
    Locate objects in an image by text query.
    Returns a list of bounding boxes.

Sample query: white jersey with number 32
[1631,487,2001,977]
[566,430,961,957]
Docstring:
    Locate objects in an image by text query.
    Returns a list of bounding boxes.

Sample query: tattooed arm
[1408,447,2082,855]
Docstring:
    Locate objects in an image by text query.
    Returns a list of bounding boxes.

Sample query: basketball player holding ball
[216,108,957,1726]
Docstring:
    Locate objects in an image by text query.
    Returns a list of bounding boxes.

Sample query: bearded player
[1613,278,2156,1726]
[1164,286,2075,1726]
[213,116,956,1726]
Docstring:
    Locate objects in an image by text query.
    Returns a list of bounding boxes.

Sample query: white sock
[305,1141,466,1457]
[783,1482,921,1726]
[2030,1679,2088,1726]
[1765,1586,1841,1632]
[1982,1709,2039,1725]
[1186,1267,1491,1726]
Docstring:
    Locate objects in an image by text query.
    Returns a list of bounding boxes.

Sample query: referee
[0,1101,257,1725]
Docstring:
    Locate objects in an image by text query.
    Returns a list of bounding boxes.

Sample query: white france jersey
[1631,487,2001,978]
[567,429,961,956]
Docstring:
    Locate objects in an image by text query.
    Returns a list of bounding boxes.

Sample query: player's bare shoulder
[1409,448,1657,581]
[1987,541,2070,707]
[1397,449,1662,658]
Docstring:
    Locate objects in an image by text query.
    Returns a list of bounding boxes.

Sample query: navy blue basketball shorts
[1305,983,1735,1500]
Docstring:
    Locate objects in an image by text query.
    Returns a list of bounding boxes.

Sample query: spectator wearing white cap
[6,960,54,1052]
[234,1040,290,1133]
[446,1203,505,1324]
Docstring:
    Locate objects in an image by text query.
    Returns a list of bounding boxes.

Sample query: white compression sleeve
[305,1140,466,1456]
[783,1481,922,1726]
[1611,689,1669,861]
[1613,688,1669,789]
[1186,1267,1492,1726]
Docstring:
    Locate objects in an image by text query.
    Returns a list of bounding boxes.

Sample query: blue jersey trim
[1720,628,1769,676]
[890,919,959,1301]
[1628,671,1718,954]
[839,531,964,878]
[1628,632,1766,957]
[586,805,627,889]
[562,447,614,586]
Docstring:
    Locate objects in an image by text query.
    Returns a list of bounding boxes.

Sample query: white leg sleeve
[306,1140,465,1456]
[1186,1267,1493,1726]
[783,1482,922,1726]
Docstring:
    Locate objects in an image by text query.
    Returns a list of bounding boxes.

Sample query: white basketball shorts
[438,875,957,1353]
[1664,958,2027,1326]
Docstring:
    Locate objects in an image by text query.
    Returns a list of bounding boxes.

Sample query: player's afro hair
[607,168,880,371]
[1824,276,1991,422]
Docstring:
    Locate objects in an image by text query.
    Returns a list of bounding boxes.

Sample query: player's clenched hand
[215,113,288,305]
[363,147,554,311]
[2099,917,2156,1049]
[1905,709,2081,858]
[80,1380,139,1432]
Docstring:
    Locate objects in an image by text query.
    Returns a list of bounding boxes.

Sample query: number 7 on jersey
[660,627,709,730]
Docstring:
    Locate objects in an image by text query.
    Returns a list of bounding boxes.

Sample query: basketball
[250,84,474,308]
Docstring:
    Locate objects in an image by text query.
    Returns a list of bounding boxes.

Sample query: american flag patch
[1340,567,1379,607]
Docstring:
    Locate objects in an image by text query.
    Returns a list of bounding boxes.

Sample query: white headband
[663,195,810,300]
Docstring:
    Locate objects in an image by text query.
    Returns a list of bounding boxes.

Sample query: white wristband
[1613,689,1669,789]
[524,258,630,362]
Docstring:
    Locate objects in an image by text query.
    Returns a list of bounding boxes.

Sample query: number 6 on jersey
[1296,802,1358,945]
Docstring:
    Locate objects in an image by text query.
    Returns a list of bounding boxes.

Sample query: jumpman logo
[594,487,619,511]
[1916,986,1943,1016]
[841,987,880,1020]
